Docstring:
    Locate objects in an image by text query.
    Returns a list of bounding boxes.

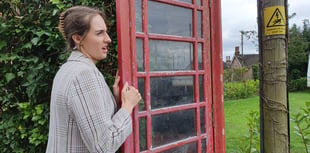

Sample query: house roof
[235,54,259,67]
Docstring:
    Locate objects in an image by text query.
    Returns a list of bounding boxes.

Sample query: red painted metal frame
[210,0,225,153]
[116,0,225,152]
[116,0,134,152]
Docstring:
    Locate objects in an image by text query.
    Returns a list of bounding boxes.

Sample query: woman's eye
[96,31,105,35]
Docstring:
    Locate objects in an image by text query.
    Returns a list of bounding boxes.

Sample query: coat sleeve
[68,68,132,153]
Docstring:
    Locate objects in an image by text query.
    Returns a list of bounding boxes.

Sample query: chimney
[235,46,240,56]
[226,56,231,64]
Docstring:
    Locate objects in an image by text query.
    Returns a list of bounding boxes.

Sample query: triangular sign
[267,8,285,27]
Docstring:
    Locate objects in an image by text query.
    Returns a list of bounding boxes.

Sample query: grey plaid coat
[46,51,132,153]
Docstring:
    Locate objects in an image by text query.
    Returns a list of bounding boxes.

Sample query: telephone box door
[116,0,224,152]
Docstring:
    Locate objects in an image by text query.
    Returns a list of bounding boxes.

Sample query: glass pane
[199,75,204,102]
[200,107,205,133]
[201,138,206,153]
[161,142,197,153]
[198,43,202,70]
[177,0,192,3]
[135,0,142,32]
[150,76,194,109]
[197,11,202,38]
[138,78,145,111]
[136,39,144,72]
[149,40,193,71]
[139,117,147,151]
[152,109,196,147]
[148,1,193,37]
[197,0,201,6]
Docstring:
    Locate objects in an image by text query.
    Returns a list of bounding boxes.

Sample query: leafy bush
[291,101,310,153]
[0,0,117,152]
[289,77,308,92]
[237,110,260,153]
[252,64,259,81]
[224,80,259,100]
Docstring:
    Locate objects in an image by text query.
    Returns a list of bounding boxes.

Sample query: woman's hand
[113,71,120,103]
[121,82,141,113]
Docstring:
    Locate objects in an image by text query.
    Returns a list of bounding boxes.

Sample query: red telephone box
[116,0,224,152]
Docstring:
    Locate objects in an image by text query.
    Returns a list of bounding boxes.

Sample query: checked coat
[46,51,132,153]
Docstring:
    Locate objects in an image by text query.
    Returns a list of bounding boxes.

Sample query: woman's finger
[122,82,128,92]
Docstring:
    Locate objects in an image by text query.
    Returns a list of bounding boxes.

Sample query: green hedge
[0,0,117,152]
[224,77,307,100]
[288,77,308,92]
[224,80,259,100]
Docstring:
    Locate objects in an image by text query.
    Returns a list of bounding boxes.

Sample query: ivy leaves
[0,0,117,152]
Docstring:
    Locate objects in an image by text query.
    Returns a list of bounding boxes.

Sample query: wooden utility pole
[257,0,289,153]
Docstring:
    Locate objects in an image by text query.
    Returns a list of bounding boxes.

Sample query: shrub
[289,77,307,92]
[291,101,310,153]
[224,80,259,100]
[237,110,260,153]
[252,64,259,81]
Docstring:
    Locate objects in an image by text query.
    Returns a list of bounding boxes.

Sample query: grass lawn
[224,89,310,153]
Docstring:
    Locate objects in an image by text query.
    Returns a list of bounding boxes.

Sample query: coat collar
[67,50,95,67]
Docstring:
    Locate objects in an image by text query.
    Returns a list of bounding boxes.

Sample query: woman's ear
[72,34,82,46]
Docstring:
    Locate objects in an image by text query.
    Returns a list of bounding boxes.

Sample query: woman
[46,6,141,153]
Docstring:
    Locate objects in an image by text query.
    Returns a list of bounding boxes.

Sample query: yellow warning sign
[264,6,286,35]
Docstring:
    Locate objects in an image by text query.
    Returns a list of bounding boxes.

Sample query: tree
[302,19,310,52]
[288,23,309,80]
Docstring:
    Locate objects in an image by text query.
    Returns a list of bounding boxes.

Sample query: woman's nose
[105,33,112,43]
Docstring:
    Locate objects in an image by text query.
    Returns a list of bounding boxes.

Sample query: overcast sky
[221,0,310,61]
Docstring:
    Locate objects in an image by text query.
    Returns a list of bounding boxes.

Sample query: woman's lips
[102,47,108,53]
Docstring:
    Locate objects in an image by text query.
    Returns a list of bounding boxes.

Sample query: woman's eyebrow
[95,29,106,33]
